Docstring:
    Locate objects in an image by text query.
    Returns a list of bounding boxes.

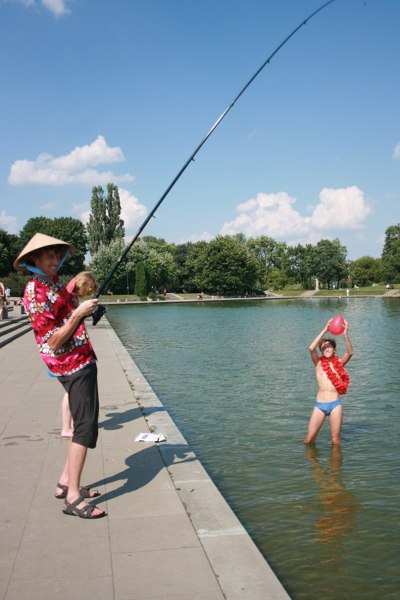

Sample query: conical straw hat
[13,233,75,272]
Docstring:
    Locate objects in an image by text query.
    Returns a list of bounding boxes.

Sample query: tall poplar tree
[382,224,400,283]
[134,262,150,297]
[87,183,125,254]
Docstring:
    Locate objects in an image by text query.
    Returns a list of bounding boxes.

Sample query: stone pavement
[0,318,290,600]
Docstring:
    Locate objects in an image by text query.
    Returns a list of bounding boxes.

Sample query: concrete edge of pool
[0,316,290,600]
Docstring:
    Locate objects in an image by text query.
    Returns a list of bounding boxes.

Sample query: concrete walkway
[0,318,290,600]
[300,290,318,297]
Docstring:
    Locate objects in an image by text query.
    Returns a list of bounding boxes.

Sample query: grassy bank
[98,285,399,303]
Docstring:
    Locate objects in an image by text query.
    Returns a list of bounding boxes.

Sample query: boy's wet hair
[319,337,336,351]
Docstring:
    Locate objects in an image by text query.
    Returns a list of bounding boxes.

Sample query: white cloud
[179,231,214,244]
[51,136,124,171]
[40,201,57,211]
[309,187,371,230]
[42,0,70,16]
[80,209,90,224]
[393,143,400,159]
[220,186,371,242]
[8,136,135,186]
[9,0,72,17]
[247,128,258,140]
[118,188,147,231]
[221,191,309,238]
[72,202,89,217]
[0,210,18,234]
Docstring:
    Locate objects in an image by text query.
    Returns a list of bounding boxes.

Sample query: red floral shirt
[24,276,96,376]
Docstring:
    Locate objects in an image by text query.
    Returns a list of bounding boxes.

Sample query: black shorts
[59,362,99,449]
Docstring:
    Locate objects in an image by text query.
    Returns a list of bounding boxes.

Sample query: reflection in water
[306,445,359,548]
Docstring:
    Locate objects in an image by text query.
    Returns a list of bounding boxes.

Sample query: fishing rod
[92,0,337,325]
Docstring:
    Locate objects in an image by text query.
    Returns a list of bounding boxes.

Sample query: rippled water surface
[107,298,400,599]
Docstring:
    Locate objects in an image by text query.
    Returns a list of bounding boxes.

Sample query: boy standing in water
[305,319,353,446]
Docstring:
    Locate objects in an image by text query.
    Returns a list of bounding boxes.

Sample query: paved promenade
[0,318,290,600]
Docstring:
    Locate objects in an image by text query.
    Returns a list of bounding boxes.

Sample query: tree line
[1,183,399,296]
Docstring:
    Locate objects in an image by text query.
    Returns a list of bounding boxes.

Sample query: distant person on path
[304,319,353,446]
[14,233,105,519]
[0,281,5,319]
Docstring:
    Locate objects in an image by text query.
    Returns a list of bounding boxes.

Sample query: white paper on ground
[135,432,166,443]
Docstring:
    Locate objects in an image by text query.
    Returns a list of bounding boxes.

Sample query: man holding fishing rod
[14,233,105,519]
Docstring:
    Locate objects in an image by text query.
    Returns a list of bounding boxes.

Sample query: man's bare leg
[329,405,343,445]
[304,407,326,444]
[64,442,104,516]
[54,442,104,514]
[61,393,73,438]
[57,441,70,486]
[65,441,86,500]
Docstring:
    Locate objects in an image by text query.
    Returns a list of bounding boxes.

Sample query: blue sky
[0,0,399,260]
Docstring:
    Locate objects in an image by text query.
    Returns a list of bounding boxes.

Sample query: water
[107,298,400,599]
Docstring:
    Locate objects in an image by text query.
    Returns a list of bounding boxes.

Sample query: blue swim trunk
[315,399,341,416]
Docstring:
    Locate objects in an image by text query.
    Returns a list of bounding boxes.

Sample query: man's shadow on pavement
[99,405,166,431]
[91,444,196,503]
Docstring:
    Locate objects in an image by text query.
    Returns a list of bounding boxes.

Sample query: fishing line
[92,0,338,325]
